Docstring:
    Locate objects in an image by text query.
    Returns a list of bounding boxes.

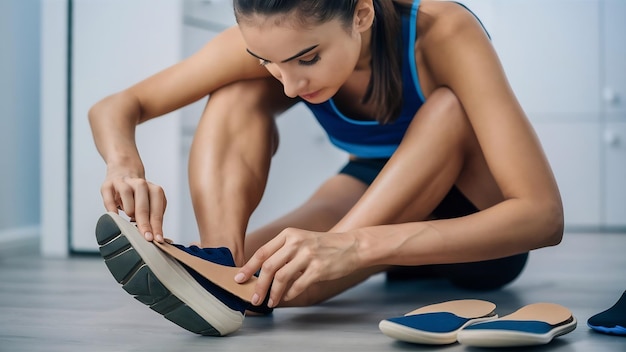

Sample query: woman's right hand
[100,167,167,242]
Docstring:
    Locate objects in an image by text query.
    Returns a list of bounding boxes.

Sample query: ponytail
[364,0,403,124]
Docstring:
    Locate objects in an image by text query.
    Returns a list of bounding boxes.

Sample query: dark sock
[587,290,626,335]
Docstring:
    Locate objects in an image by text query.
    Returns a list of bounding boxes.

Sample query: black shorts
[338,157,528,290]
[338,158,478,219]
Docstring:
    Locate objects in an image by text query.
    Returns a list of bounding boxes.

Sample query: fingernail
[268,298,274,308]
[251,293,259,305]
[234,273,245,283]
[155,234,163,242]
[144,232,153,241]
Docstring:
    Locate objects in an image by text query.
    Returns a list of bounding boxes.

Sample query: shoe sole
[457,303,577,347]
[95,212,244,336]
[379,299,498,345]
[457,317,577,347]
[379,315,496,345]
[588,323,626,336]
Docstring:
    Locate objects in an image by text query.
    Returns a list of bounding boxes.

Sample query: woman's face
[239,15,365,103]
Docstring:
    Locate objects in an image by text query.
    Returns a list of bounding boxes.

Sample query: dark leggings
[339,158,528,291]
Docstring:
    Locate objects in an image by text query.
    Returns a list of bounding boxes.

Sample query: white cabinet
[602,0,626,227]
[603,0,626,116]
[604,122,626,226]
[491,0,602,119]
[482,0,625,229]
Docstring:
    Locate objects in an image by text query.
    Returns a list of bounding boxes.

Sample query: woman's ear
[353,0,375,33]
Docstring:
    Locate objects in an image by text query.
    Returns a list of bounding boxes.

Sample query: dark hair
[234,0,404,124]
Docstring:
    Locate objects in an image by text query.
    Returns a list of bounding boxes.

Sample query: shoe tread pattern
[95,214,220,336]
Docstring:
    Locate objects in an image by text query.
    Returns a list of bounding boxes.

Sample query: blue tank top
[303,0,425,158]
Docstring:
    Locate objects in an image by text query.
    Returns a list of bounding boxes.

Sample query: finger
[236,253,264,283]
[237,252,271,306]
[147,182,166,242]
[266,253,309,307]
[237,235,284,282]
[255,242,306,307]
[100,183,120,214]
[236,237,286,305]
[283,269,313,302]
[115,181,135,217]
[129,179,152,240]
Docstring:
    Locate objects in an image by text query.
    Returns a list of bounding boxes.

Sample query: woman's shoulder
[416,0,485,43]
[412,1,497,90]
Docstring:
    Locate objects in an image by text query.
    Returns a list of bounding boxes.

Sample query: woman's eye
[259,59,270,66]
[298,54,320,66]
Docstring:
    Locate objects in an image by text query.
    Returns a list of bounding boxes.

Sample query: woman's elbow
[538,198,565,248]
[88,94,116,126]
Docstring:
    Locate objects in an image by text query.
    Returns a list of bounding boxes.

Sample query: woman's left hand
[234,227,360,308]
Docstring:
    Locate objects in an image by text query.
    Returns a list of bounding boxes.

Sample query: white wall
[0,0,41,243]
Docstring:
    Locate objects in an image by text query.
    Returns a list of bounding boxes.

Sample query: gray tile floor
[1,232,625,352]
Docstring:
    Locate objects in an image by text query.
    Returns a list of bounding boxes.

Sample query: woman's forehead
[240,15,347,49]
[240,18,346,62]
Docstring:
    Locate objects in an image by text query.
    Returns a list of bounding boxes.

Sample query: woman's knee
[406,86,477,163]
[405,87,472,148]
[209,78,295,116]
[426,87,465,120]
[203,79,291,153]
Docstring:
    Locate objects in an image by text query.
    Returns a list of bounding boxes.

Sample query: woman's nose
[281,72,306,98]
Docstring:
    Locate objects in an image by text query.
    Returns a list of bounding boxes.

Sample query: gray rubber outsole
[95,213,221,336]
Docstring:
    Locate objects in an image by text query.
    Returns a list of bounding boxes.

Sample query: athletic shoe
[587,290,626,336]
[95,212,247,336]
[457,302,577,347]
[379,299,497,345]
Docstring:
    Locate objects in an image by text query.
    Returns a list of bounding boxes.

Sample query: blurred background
[1,0,624,258]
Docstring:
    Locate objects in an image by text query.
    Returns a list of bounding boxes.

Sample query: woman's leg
[332,87,504,231]
[188,78,297,264]
[247,87,509,307]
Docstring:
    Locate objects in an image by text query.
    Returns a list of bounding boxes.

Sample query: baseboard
[0,226,41,257]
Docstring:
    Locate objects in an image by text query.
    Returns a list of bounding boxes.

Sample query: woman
[90,0,564,336]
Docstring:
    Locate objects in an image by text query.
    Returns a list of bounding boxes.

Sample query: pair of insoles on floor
[379,299,577,347]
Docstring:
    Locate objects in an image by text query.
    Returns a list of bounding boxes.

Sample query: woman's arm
[89,26,270,240]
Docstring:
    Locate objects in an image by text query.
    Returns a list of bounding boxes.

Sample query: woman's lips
[300,89,321,100]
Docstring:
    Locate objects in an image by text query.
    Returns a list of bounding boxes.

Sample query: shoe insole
[154,240,257,302]
[496,302,572,325]
[405,299,496,319]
